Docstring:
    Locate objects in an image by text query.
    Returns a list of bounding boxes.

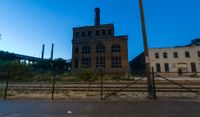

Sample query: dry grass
[3,90,200,101]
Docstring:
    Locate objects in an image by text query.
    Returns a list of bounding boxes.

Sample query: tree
[53,58,69,74]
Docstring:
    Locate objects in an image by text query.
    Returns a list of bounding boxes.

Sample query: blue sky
[0,0,200,60]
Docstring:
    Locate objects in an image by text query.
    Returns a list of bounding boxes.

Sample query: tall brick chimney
[95,8,100,26]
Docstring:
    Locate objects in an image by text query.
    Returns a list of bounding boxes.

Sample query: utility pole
[139,0,154,98]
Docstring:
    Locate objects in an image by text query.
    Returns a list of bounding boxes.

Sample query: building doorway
[177,63,187,76]
[178,69,183,76]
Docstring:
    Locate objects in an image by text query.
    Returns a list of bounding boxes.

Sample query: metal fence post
[4,72,10,100]
[151,67,157,100]
[51,71,56,100]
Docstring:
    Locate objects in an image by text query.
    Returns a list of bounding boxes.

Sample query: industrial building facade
[71,8,128,74]
[130,46,200,76]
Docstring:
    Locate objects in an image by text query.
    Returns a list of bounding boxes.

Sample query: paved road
[0,99,200,117]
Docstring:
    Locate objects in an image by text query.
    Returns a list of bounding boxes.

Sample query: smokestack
[50,43,54,60]
[95,7,100,26]
[41,44,45,59]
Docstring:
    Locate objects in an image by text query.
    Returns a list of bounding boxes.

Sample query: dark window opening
[155,53,159,59]
[82,57,91,68]
[82,47,91,54]
[108,29,112,35]
[164,63,169,72]
[96,56,105,68]
[75,47,79,54]
[82,31,85,37]
[75,58,78,68]
[88,31,92,37]
[191,62,197,73]
[197,51,200,57]
[156,63,161,72]
[96,45,105,53]
[75,32,79,38]
[96,30,100,36]
[173,52,178,58]
[163,52,168,58]
[111,45,121,52]
[112,56,121,68]
[185,52,190,58]
[102,29,106,36]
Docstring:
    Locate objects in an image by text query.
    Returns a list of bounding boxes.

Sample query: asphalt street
[0,99,200,117]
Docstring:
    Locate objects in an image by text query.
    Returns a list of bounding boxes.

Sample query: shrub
[77,70,99,82]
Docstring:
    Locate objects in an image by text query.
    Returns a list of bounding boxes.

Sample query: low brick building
[71,8,128,74]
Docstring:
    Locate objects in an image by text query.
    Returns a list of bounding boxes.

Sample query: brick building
[71,8,128,74]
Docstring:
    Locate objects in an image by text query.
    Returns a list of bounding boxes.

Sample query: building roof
[73,23,114,30]
[149,45,199,50]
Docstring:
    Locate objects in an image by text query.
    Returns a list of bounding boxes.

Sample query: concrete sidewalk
[0,99,200,117]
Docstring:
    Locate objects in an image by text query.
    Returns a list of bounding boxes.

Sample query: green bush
[77,70,99,82]
[111,76,121,81]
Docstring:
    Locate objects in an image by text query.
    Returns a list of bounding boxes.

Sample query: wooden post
[4,72,10,99]
[139,0,154,98]
[151,67,157,100]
